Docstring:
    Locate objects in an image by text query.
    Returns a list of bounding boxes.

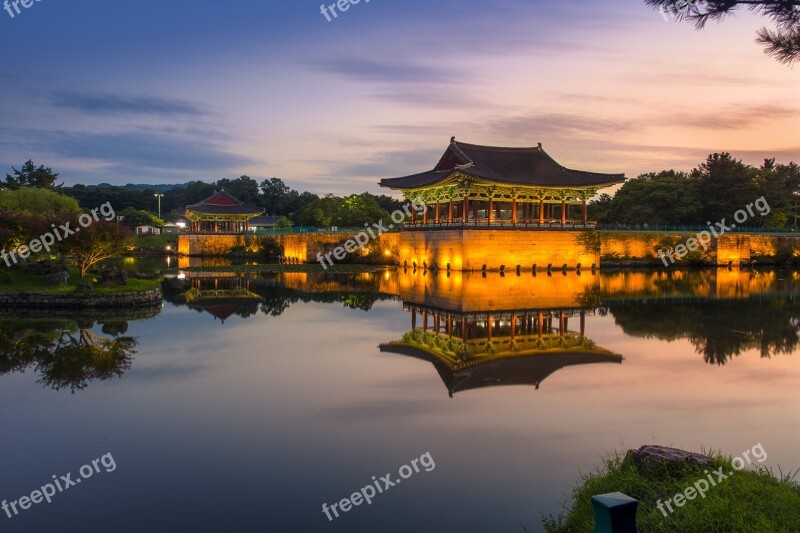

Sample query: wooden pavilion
[380,138,625,228]
[184,190,264,233]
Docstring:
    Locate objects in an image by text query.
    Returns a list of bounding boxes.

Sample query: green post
[591,492,638,533]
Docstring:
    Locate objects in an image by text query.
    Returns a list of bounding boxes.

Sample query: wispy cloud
[51,91,210,117]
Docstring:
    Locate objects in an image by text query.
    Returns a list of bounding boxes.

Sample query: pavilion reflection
[171,273,265,323]
[381,269,621,396]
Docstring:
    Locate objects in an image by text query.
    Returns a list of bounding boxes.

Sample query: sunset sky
[0,0,798,195]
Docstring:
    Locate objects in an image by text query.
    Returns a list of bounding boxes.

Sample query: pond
[1,267,799,532]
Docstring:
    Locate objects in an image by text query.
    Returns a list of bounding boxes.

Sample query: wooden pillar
[463,197,469,223]
[412,207,417,224]
[423,311,428,331]
[488,198,493,225]
[582,200,588,225]
[537,312,543,338]
[511,314,516,340]
[423,203,428,224]
[447,315,453,337]
[561,200,567,225]
[580,311,585,338]
[434,313,440,333]
[412,309,417,330]
[448,200,453,223]
[487,315,493,340]
[435,201,440,223]
[512,199,517,224]
[461,316,467,340]
[539,200,545,223]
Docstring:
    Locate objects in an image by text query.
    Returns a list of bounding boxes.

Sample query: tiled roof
[381,138,625,189]
[186,190,264,215]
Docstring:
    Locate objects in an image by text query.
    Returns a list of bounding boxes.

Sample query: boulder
[44,271,69,286]
[626,445,713,472]
[77,281,94,293]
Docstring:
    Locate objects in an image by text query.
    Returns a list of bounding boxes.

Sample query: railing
[596,223,797,234]
[402,219,596,230]
[187,227,365,236]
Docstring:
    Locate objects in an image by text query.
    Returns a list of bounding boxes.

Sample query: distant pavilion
[380,138,625,228]
[184,190,264,233]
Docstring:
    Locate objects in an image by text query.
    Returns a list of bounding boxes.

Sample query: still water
[1,266,799,532]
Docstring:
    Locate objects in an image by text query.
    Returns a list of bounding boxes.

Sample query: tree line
[4,152,800,231]
[589,153,800,228]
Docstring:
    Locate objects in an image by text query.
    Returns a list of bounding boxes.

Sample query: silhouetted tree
[645,0,800,64]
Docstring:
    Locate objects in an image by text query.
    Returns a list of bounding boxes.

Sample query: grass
[132,234,177,253]
[542,451,800,533]
[180,264,394,274]
[0,267,161,293]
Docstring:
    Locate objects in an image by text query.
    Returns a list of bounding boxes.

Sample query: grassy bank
[132,234,178,254]
[543,452,800,532]
[0,268,161,293]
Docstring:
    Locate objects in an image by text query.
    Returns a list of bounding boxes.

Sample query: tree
[260,177,299,215]
[4,160,63,189]
[645,0,800,65]
[118,207,158,228]
[334,193,391,226]
[0,188,80,257]
[64,222,134,278]
[0,187,79,218]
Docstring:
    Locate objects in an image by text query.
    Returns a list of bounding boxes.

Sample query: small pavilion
[184,190,264,233]
[380,138,625,228]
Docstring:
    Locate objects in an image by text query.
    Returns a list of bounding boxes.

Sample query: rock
[98,268,128,286]
[77,282,94,293]
[626,445,713,472]
[44,271,69,286]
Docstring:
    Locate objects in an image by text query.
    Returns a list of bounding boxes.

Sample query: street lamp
[154,193,164,221]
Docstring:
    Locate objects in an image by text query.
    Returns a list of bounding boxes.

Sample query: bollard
[591,492,638,533]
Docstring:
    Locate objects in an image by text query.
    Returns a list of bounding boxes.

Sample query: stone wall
[0,287,163,309]
[380,229,599,271]
[600,232,800,266]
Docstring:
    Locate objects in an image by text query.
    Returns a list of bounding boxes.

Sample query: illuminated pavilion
[380,137,625,228]
[184,190,264,233]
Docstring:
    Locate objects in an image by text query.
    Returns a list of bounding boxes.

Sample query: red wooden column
[448,200,453,223]
[539,200,545,223]
[512,198,517,224]
[463,197,469,223]
[582,200,588,225]
[423,203,428,224]
[561,200,567,225]
[488,198,493,225]
[412,207,418,224]
[435,201,440,223]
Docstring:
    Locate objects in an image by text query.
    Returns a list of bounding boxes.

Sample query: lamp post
[154,193,164,221]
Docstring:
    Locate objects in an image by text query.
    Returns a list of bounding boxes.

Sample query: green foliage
[275,216,293,229]
[119,207,159,228]
[599,154,800,229]
[64,222,135,278]
[543,450,800,532]
[3,160,62,189]
[0,187,80,218]
[334,193,391,226]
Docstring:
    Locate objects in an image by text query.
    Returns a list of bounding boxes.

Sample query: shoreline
[0,287,163,309]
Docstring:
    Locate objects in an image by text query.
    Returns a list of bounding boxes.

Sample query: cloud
[666,104,800,130]
[51,91,210,117]
[1,128,252,181]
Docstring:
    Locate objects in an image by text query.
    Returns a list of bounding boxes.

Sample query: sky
[0,0,798,196]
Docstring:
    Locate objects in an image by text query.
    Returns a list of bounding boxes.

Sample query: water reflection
[0,309,156,392]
